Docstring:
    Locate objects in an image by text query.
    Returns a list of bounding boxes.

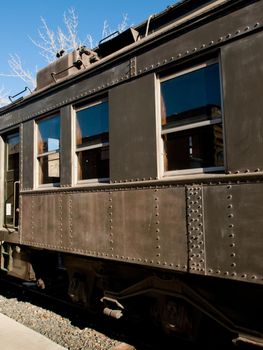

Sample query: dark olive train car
[0,0,262,347]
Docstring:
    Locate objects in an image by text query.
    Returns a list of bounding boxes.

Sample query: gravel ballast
[0,293,135,350]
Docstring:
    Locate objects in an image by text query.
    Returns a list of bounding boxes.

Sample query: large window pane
[38,115,60,154]
[37,115,60,185]
[161,64,221,129]
[76,101,109,148]
[163,124,224,171]
[77,146,109,180]
[38,152,60,184]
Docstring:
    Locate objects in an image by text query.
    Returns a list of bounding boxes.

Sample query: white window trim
[159,59,225,177]
[161,118,222,135]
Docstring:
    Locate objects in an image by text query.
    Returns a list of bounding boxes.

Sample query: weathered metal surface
[109,74,158,182]
[203,183,263,283]
[60,106,73,187]
[21,120,34,190]
[186,185,205,275]
[69,191,109,253]
[221,30,263,173]
[136,1,263,74]
[0,2,262,133]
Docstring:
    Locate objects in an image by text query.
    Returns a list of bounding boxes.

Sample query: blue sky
[0,1,179,97]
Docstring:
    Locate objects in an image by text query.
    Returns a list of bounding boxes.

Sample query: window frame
[159,59,225,177]
[35,113,61,188]
[74,98,110,185]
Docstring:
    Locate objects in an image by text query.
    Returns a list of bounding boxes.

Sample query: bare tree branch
[0,86,9,107]
[0,8,130,106]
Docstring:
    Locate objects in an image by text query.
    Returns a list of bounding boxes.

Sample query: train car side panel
[109,74,159,182]
[221,30,263,173]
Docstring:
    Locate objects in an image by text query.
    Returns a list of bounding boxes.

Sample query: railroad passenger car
[0,0,262,346]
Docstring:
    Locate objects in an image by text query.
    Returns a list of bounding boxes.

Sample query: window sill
[163,166,225,177]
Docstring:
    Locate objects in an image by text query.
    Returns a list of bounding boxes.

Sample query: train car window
[160,62,224,174]
[75,100,109,181]
[37,115,60,185]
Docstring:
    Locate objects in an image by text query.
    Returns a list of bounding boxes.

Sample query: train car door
[4,132,20,229]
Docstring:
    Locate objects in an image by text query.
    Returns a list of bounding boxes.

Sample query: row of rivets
[187,186,205,274]
[2,21,261,129]
[59,194,63,246]
[108,192,114,252]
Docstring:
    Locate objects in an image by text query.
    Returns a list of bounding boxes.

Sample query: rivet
[235,29,241,35]
[231,262,236,267]
[229,233,235,238]
[177,53,182,58]
[230,252,236,257]
[244,26,250,31]
[226,33,231,39]
[251,275,257,279]
[209,40,214,45]
[218,37,223,42]
[241,274,247,278]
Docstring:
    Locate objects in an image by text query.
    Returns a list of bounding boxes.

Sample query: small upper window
[160,62,224,174]
[37,115,60,185]
[75,100,109,181]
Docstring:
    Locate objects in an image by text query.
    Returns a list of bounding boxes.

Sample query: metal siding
[109,74,158,182]
[21,120,34,190]
[70,191,109,253]
[60,105,73,186]
[136,1,263,74]
[157,187,188,270]
[0,61,130,131]
[203,183,263,283]
[222,31,263,173]
[111,187,187,269]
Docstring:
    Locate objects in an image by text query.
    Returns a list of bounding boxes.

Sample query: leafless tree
[0,8,129,105]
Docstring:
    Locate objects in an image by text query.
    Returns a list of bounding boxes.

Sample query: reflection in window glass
[161,64,221,128]
[38,115,60,153]
[76,101,109,147]
[161,63,224,173]
[6,133,19,171]
[163,124,224,171]
[37,115,60,184]
[76,101,109,181]
[77,146,109,180]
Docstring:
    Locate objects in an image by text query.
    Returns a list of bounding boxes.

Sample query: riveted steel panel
[109,74,158,182]
[111,187,187,269]
[70,191,109,253]
[0,60,130,131]
[186,186,205,275]
[137,1,263,74]
[21,120,34,190]
[222,30,263,173]
[156,187,188,270]
[203,183,263,284]
[21,193,62,249]
[60,106,73,187]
